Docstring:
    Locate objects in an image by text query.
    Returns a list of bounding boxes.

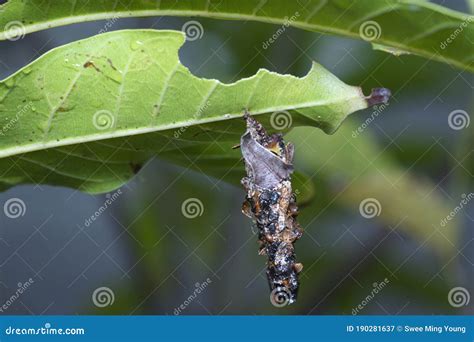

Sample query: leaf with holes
[0,29,387,193]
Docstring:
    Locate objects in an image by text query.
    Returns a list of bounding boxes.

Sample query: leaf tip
[366,87,391,107]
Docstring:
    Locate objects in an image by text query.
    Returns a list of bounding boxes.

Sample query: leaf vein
[152,62,180,118]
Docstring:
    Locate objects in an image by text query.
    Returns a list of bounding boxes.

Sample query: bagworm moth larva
[240,112,303,305]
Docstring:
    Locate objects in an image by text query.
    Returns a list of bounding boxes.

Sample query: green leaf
[468,0,474,14]
[0,29,377,193]
[0,0,472,72]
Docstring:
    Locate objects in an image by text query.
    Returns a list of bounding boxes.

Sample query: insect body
[240,113,303,305]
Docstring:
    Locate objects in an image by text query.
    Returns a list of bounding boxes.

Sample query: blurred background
[0,0,472,315]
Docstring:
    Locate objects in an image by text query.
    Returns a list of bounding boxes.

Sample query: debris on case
[240,112,303,305]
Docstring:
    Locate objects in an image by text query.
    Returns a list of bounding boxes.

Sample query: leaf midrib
[0,4,472,71]
[0,94,362,159]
